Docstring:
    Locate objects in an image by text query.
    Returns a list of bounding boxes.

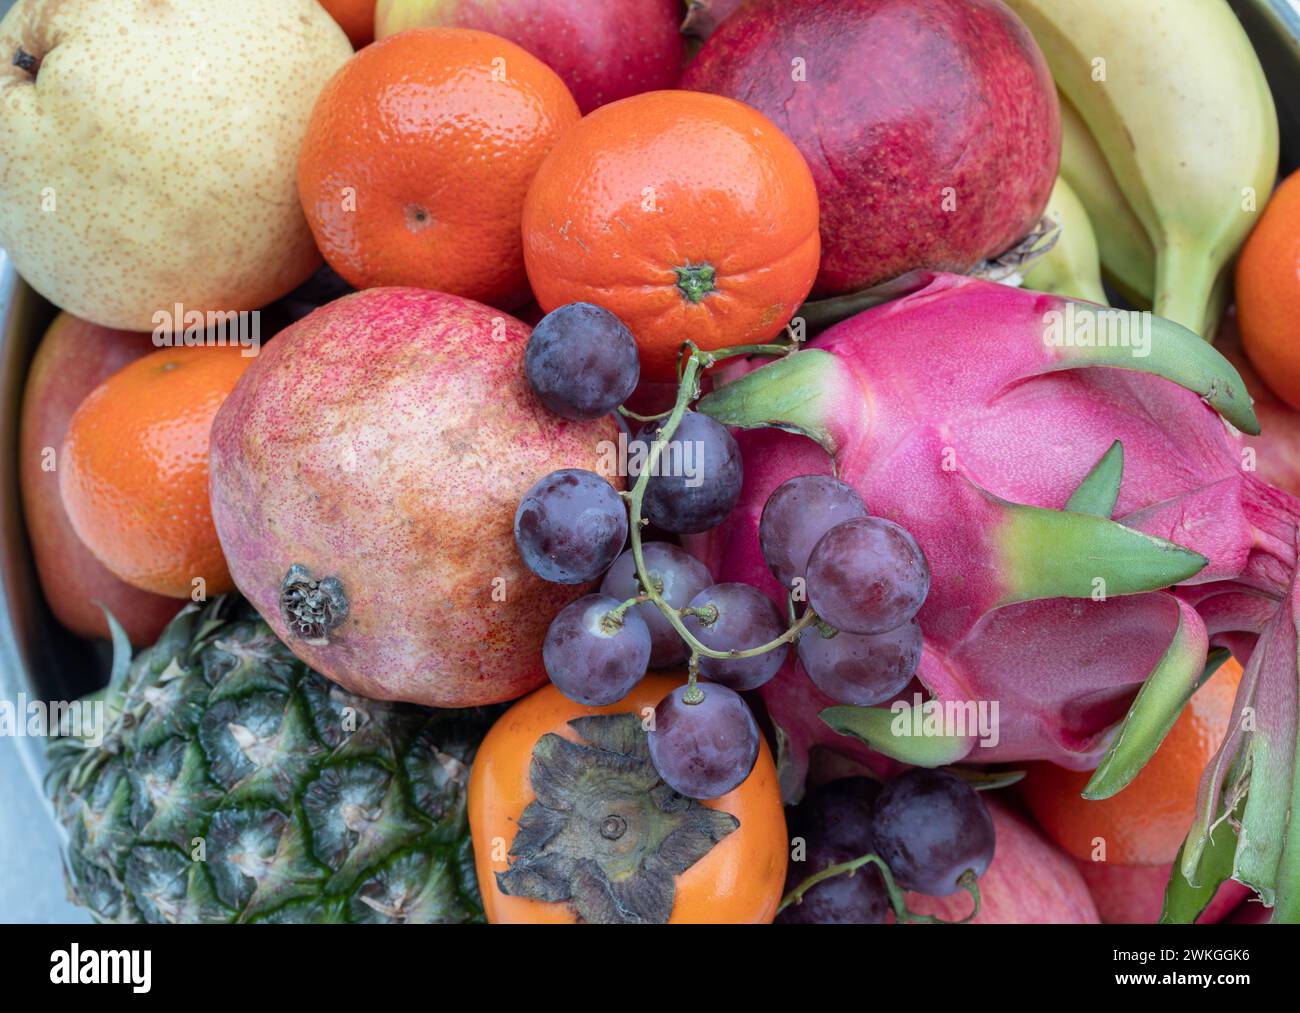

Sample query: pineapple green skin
[48,597,494,923]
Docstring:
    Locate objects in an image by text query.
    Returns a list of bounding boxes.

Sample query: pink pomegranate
[681,0,1059,296]
[209,288,619,707]
[906,797,1099,923]
[692,271,1300,918]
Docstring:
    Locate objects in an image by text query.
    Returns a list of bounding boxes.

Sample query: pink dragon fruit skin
[693,271,1300,918]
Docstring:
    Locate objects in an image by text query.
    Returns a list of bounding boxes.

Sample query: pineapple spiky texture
[47,597,494,923]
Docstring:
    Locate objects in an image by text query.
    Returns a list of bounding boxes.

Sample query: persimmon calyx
[495,712,739,923]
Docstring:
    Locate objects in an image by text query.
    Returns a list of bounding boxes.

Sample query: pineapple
[47,597,494,923]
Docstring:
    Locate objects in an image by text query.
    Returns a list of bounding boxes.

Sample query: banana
[1005,0,1279,336]
[1021,175,1109,304]
[1057,92,1154,308]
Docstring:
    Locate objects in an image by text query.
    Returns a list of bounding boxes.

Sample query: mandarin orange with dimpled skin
[297,27,580,309]
[1021,657,1243,867]
[522,89,821,381]
[59,344,252,600]
[1238,169,1300,410]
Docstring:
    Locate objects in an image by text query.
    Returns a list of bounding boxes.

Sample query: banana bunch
[1006,0,1279,337]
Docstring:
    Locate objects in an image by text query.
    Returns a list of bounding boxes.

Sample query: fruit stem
[619,406,674,423]
[1153,237,1216,340]
[684,654,704,704]
[12,46,40,75]
[678,604,719,625]
[696,343,794,368]
[674,262,717,303]
[625,345,820,666]
[954,868,983,922]
[814,618,839,639]
[600,595,648,633]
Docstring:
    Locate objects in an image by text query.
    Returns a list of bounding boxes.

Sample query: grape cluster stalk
[616,341,813,705]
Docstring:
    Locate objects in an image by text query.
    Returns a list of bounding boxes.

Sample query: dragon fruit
[691,271,1300,920]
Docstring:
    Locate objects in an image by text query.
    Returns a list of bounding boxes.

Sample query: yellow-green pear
[0,0,352,330]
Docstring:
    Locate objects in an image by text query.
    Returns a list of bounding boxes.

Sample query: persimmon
[468,674,788,923]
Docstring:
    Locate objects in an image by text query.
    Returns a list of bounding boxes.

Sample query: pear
[0,0,352,330]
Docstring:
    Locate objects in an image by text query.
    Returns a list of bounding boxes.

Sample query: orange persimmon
[468,674,788,923]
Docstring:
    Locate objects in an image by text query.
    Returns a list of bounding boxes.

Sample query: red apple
[374,0,686,113]
[19,313,182,644]
[681,0,747,41]
[1073,859,1253,924]
[319,0,375,48]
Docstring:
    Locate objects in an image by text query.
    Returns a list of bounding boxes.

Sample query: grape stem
[618,405,674,423]
[778,854,983,925]
[600,594,650,633]
[696,343,793,367]
[623,341,822,702]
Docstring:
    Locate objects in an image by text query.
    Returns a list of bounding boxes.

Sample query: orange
[1238,169,1300,409]
[60,345,253,599]
[1021,657,1244,866]
[319,0,375,48]
[469,674,788,923]
[297,28,580,308]
[522,89,821,381]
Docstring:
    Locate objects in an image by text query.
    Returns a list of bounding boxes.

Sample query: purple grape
[630,411,742,533]
[514,469,627,584]
[869,769,995,896]
[791,777,881,854]
[543,594,651,706]
[599,543,713,667]
[806,517,930,635]
[681,583,788,691]
[776,843,887,925]
[759,475,868,589]
[797,618,922,706]
[262,264,355,334]
[525,303,640,421]
[647,683,760,799]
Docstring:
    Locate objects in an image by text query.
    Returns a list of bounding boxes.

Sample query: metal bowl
[0,251,112,785]
[2,0,1299,784]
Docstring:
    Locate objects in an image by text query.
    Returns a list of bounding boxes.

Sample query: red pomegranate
[209,288,619,707]
[682,0,1060,295]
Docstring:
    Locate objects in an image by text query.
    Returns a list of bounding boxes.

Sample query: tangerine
[60,344,252,599]
[297,28,580,308]
[522,89,821,380]
[1021,657,1243,866]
